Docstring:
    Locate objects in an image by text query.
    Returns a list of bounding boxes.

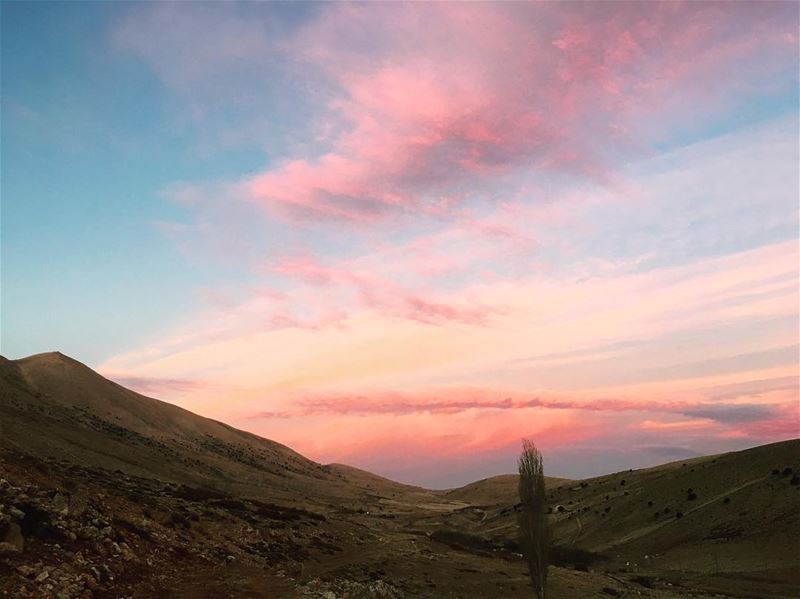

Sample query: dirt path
[570,513,583,545]
[598,475,768,551]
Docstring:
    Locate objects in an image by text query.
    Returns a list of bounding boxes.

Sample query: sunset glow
[3,1,798,487]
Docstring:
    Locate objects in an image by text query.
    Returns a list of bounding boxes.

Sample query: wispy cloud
[107,375,210,395]
[98,2,799,484]
[248,392,786,425]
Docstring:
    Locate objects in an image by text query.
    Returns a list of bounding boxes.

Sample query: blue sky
[1,2,798,485]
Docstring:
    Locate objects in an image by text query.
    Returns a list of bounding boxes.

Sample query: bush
[723,497,731,504]
[430,529,493,553]
[630,576,654,589]
[687,491,698,501]
[549,545,605,569]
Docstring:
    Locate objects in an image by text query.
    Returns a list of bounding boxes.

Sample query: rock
[52,492,70,516]
[35,570,50,583]
[83,573,98,590]
[17,564,36,577]
[322,592,336,599]
[0,541,20,555]
[2,522,24,552]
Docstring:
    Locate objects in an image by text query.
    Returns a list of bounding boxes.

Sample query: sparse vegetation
[2,353,799,598]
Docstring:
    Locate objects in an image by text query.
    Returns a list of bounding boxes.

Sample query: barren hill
[442,474,570,506]
[0,352,409,506]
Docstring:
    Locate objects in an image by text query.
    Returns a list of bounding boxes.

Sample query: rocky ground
[0,451,380,599]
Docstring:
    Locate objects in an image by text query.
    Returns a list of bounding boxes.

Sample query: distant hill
[442,473,570,506]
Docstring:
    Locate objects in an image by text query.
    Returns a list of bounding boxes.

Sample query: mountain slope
[428,439,800,594]
[1,352,399,506]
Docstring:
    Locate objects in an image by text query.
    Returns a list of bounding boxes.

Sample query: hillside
[427,440,800,597]
[0,352,412,507]
[442,474,571,506]
[1,352,798,598]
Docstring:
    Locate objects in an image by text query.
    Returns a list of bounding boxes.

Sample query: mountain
[0,352,408,506]
[1,352,798,598]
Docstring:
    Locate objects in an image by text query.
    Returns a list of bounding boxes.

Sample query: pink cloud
[103,3,798,484]
[243,2,797,223]
[246,389,790,428]
[269,250,500,327]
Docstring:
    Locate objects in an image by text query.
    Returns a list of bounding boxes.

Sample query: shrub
[630,576,654,589]
[723,497,731,504]
[549,545,605,569]
[430,529,493,553]
[687,491,698,501]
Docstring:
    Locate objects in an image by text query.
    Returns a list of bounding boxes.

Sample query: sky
[1,1,798,488]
